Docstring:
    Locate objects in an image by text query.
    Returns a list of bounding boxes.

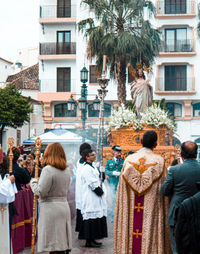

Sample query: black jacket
[161,160,200,226]
[175,190,200,254]
[12,162,31,191]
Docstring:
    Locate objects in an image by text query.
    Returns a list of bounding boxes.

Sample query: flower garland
[108,104,176,132]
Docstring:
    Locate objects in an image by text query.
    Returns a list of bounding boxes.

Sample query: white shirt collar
[137,147,153,153]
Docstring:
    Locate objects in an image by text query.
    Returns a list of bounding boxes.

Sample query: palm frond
[78,18,94,32]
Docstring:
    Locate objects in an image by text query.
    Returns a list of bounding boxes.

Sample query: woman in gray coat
[31,142,72,254]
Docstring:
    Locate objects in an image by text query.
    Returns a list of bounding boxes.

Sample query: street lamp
[67,95,76,111]
[67,67,100,141]
[78,95,87,110]
[93,95,101,111]
[79,67,89,130]
[80,66,89,83]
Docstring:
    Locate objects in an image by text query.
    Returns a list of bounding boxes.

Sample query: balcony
[157,0,195,18]
[39,79,77,93]
[159,39,193,52]
[155,77,195,95]
[39,5,76,23]
[39,42,76,60]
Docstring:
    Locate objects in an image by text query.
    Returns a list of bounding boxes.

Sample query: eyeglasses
[88,153,96,157]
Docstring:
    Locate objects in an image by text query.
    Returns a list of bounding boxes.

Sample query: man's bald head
[181,141,197,160]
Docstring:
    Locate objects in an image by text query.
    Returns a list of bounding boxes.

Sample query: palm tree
[78,0,161,105]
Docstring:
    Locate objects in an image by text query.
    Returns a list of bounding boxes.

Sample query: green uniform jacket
[105,158,124,189]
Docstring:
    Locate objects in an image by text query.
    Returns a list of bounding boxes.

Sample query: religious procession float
[103,87,179,169]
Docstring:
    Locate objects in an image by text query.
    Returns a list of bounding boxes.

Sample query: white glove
[100,166,105,173]
[113,171,120,176]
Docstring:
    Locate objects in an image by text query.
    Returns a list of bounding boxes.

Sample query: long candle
[103,55,107,72]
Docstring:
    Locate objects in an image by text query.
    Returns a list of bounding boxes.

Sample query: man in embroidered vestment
[114,131,171,254]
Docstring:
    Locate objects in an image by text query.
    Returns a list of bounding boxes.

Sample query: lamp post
[78,67,89,131]
[67,67,101,142]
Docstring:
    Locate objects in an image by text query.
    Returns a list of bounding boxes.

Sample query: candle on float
[103,55,107,73]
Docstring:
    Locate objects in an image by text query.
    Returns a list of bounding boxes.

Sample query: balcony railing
[39,79,77,93]
[157,1,194,15]
[159,39,193,52]
[40,5,76,19]
[40,42,76,55]
[156,77,193,92]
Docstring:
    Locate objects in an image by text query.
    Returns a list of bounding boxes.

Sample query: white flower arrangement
[108,104,176,132]
[109,104,142,130]
[140,105,177,132]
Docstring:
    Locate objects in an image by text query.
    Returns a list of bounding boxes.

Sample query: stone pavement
[19,217,113,254]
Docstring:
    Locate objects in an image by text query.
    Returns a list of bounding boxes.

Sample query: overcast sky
[0,0,39,61]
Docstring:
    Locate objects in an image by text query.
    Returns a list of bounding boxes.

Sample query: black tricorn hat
[112,145,122,152]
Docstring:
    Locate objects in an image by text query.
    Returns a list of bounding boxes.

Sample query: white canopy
[23,129,92,144]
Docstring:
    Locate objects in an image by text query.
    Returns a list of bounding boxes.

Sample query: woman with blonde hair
[30,142,72,254]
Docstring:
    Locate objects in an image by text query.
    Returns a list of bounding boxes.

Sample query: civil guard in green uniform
[105,145,124,222]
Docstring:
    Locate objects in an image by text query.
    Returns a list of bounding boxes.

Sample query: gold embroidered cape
[114,149,171,254]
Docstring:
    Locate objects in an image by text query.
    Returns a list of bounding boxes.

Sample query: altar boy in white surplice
[0,173,17,254]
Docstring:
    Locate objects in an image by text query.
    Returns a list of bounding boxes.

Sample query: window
[88,103,111,117]
[166,103,182,117]
[57,68,71,92]
[165,28,190,52]
[193,103,200,117]
[57,0,71,18]
[55,103,77,117]
[165,65,187,91]
[165,0,186,14]
[57,31,71,43]
[89,65,99,83]
[88,104,99,117]
[57,31,71,54]
[104,104,112,117]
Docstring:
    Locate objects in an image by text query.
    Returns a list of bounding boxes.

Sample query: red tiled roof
[6,63,39,90]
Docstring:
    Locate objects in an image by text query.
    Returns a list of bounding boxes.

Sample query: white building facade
[0,58,13,86]
[151,0,200,158]
[38,0,200,155]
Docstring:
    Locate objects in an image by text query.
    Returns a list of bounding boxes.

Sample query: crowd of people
[1,131,200,253]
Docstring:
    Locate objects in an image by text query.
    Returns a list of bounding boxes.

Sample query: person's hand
[26,183,31,189]
[7,175,15,184]
[127,62,131,67]
[113,171,120,176]
[31,177,39,181]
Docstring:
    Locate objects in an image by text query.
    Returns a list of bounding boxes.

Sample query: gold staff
[31,137,42,254]
[8,137,14,174]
